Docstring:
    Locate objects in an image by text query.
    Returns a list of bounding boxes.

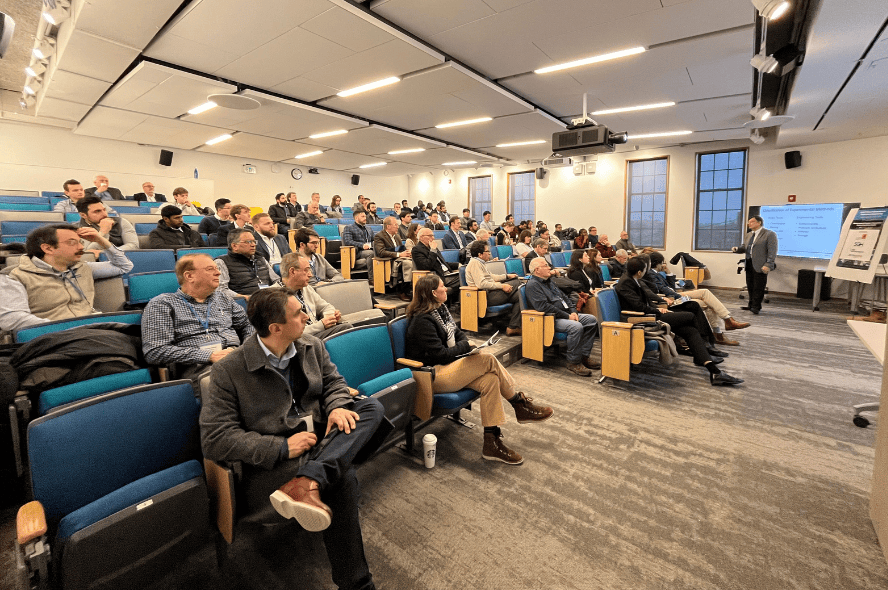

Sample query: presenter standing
[732,215,778,314]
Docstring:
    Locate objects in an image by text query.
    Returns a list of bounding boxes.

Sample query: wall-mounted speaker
[535,167,547,180]
[784,150,801,169]
[351,174,360,186]
[159,149,173,167]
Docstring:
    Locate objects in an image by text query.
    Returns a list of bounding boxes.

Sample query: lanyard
[179,293,215,334]
[295,290,314,323]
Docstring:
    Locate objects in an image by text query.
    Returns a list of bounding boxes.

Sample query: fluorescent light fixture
[294,150,324,159]
[591,101,675,116]
[534,46,645,74]
[627,130,693,139]
[187,101,217,115]
[205,134,233,146]
[750,53,779,73]
[388,148,426,155]
[442,161,477,166]
[25,61,46,78]
[309,129,348,139]
[751,0,790,20]
[32,40,55,60]
[337,76,400,97]
[496,140,546,148]
[359,162,387,169]
[760,110,771,121]
[42,5,70,25]
[23,77,42,96]
[435,117,492,129]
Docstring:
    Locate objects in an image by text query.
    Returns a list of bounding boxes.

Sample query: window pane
[655,174,667,192]
[714,152,729,170]
[700,171,713,190]
[699,192,712,210]
[711,191,727,210]
[644,160,656,175]
[713,169,728,189]
[698,210,712,229]
[632,162,644,176]
[653,194,666,211]
[698,230,712,248]
[727,190,743,210]
[642,194,653,211]
[631,194,642,210]
[728,168,743,189]
[643,176,655,193]
[700,154,714,171]
[655,159,667,175]
[729,150,745,169]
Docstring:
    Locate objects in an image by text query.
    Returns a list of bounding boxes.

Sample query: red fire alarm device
[788,194,796,202]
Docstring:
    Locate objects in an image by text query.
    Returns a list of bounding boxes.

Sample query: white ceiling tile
[371,0,495,39]
[142,33,242,75]
[303,126,442,153]
[44,70,112,106]
[74,106,150,139]
[59,30,141,83]
[119,116,233,149]
[281,149,383,170]
[385,147,497,166]
[345,162,437,177]
[300,6,394,53]
[482,0,537,12]
[271,77,341,103]
[300,39,443,91]
[75,0,184,49]
[197,133,308,161]
[421,111,563,147]
[36,97,92,122]
[215,27,355,88]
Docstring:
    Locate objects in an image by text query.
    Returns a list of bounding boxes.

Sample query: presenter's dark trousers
[745,262,768,312]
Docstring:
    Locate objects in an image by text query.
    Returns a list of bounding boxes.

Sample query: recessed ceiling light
[187,101,217,115]
[294,150,324,159]
[591,101,675,116]
[534,46,645,74]
[442,161,476,166]
[337,76,400,97]
[359,162,387,169]
[205,134,233,146]
[495,140,547,148]
[435,117,492,129]
[627,130,693,139]
[388,148,426,155]
[42,4,70,25]
[309,129,349,139]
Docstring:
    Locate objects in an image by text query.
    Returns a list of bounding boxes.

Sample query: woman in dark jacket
[567,249,604,292]
[404,274,553,465]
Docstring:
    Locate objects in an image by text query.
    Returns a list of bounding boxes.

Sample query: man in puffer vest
[215,228,280,300]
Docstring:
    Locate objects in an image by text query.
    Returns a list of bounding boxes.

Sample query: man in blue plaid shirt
[142,253,254,380]
[340,209,375,281]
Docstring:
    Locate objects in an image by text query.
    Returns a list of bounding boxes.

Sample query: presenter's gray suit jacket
[84,186,126,200]
[736,228,778,271]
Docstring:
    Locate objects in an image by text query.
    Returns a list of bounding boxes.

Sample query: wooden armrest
[396,357,424,368]
[621,310,644,316]
[601,321,633,329]
[521,309,545,316]
[625,316,656,325]
[374,302,407,310]
[17,501,47,545]
[157,366,170,382]
[203,459,236,544]
[459,285,479,291]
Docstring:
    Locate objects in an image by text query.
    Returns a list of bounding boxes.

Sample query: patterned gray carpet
[3,291,886,590]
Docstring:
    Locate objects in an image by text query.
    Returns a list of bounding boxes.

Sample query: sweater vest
[7,257,96,321]
[220,253,270,295]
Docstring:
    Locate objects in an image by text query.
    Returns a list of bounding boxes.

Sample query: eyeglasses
[239,240,257,245]
[60,239,80,246]
[308,240,320,245]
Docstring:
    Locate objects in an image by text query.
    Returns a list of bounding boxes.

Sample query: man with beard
[252,212,291,265]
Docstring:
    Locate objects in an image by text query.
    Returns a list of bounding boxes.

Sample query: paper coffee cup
[422,433,437,468]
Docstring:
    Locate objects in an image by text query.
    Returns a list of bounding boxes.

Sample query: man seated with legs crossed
[464,240,523,336]
[274,252,353,339]
[525,257,600,377]
[200,288,384,590]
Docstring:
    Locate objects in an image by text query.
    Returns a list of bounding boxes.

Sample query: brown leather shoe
[714,332,739,346]
[510,392,553,423]
[723,316,750,331]
[269,477,332,531]
[583,356,601,370]
[482,432,523,465]
[566,362,592,376]
[506,327,521,336]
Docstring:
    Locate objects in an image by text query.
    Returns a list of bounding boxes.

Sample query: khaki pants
[684,288,729,327]
[431,352,515,427]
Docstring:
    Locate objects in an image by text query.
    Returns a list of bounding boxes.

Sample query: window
[508,171,535,222]
[694,150,747,251]
[469,175,491,221]
[626,158,668,249]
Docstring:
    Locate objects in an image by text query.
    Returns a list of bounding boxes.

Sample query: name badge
[200,341,223,353]
[561,300,569,308]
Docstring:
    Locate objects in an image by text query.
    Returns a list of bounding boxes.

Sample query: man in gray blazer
[732,215,778,315]
[84,175,126,200]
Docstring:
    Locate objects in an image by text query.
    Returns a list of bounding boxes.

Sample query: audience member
[0,224,133,331]
[215,228,280,299]
[200,288,383,590]
[293,228,343,286]
[309,193,327,220]
[405,274,553,464]
[76,195,138,251]
[473,228,488,244]
[341,209,376,281]
[327,195,344,218]
[588,226,599,246]
[373,216,413,301]
[515,230,533,258]
[142,254,254,381]
[198,198,232,237]
[465,240,522,336]
[424,211,445,230]
[353,194,369,211]
[53,179,112,214]
[171,187,202,216]
[276,253,353,338]
[133,181,166,203]
[435,201,448,219]
[365,203,382,224]
[294,202,326,229]
[148,205,204,249]
[442,216,469,250]
[614,231,638,255]
[574,228,590,250]
[412,200,427,220]
[214,204,253,245]
[526,257,599,377]
[84,175,124,200]
[268,193,294,233]
[595,234,616,258]
[404,223,421,252]
[480,211,496,232]
[608,249,629,278]
[465,219,479,241]
[541,228,561,252]
[459,208,472,230]
[553,224,566,240]
[397,210,413,240]
[496,221,514,246]
[411,227,459,304]
[567,249,604,292]
[287,192,302,213]
[615,257,742,386]
[252,213,291,264]
[393,203,402,217]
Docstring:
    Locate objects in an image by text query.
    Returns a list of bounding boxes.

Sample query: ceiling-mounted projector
[552,123,628,157]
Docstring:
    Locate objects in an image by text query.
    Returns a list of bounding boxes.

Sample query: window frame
[624,156,670,250]
[468,175,492,223]
[692,148,749,252]
[506,170,536,223]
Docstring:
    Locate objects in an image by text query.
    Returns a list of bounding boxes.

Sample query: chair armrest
[374,301,407,311]
[621,310,644,316]
[204,459,237,545]
[624,315,657,325]
[396,358,424,369]
[521,309,545,317]
[157,366,170,382]
[17,501,47,545]
[459,285,479,291]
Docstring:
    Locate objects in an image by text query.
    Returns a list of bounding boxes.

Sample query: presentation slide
[760,203,845,259]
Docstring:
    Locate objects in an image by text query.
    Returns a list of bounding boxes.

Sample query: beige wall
[408,134,888,293]
[0,120,408,211]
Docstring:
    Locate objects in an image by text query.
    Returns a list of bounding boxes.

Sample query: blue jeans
[555,313,598,364]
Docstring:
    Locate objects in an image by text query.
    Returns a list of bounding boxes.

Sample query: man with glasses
[464,240,522,336]
[215,228,280,300]
[148,205,205,249]
[142,254,254,381]
[411,227,459,305]
[524,238,578,294]
[294,228,343,286]
[275,252,353,339]
[0,224,133,331]
[133,181,166,203]
[198,198,232,236]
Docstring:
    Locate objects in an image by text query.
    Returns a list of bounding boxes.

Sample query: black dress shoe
[695,357,723,365]
[676,346,693,357]
[751,308,760,315]
[740,306,751,310]
[707,347,729,358]
[711,371,744,386]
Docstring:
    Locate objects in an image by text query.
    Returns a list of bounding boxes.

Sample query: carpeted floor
[3,291,887,590]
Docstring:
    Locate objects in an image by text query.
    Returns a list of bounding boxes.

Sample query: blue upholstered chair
[37,369,153,415]
[592,288,660,383]
[127,271,180,305]
[388,316,480,451]
[504,258,524,276]
[175,247,228,259]
[13,311,143,344]
[562,240,572,251]
[458,265,513,333]
[517,284,568,363]
[15,380,208,590]
[549,251,566,268]
[440,249,460,265]
[496,245,513,259]
[600,264,612,282]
